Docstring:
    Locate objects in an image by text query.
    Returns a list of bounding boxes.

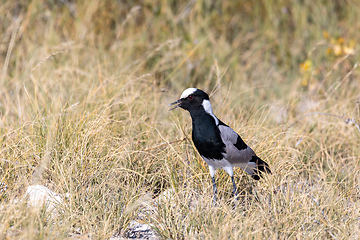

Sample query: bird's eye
[188,95,194,100]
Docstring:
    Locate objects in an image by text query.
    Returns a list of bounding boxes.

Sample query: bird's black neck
[188,107,216,126]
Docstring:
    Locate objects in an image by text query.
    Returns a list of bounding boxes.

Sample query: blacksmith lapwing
[170,88,271,202]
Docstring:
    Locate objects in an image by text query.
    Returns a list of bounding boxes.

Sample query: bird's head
[169,88,211,112]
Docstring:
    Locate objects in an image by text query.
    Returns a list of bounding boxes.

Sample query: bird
[169,88,271,202]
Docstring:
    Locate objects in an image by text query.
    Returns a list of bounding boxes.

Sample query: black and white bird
[169,88,271,202]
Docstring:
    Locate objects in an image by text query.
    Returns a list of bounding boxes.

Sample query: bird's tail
[251,156,271,180]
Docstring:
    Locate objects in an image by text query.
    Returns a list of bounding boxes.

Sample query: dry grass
[0,0,359,239]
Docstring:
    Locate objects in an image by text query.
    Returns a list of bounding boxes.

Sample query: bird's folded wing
[218,124,255,166]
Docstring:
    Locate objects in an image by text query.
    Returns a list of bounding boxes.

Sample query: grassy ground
[1,0,359,239]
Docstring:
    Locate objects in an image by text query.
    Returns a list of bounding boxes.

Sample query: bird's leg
[212,176,217,204]
[231,176,238,201]
[209,166,217,205]
[223,166,238,202]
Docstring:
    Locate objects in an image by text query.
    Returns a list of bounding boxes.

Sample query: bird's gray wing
[218,124,257,175]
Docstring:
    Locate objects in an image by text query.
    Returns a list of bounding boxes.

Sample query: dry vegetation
[1,0,360,239]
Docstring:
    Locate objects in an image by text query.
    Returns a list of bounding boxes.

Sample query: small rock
[0,182,8,195]
[122,220,159,240]
[25,185,64,212]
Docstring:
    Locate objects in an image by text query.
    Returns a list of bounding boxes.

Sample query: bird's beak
[169,99,181,111]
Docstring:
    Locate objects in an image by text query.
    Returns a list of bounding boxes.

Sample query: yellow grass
[0,0,359,239]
